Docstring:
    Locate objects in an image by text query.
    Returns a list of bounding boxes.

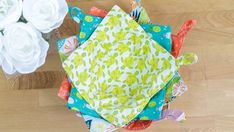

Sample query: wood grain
[0,0,234,131]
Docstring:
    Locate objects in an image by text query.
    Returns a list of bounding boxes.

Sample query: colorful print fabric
[63,5,180,126]
[57,6,172,124]
[68,85,166,120]
[57,6,173,113]
[129,0,150,24]
[68,7,103,45]
[56,8,174,108]
[138,7,151,24]
[57,36,78,62]
[164,73,188,104]
[81,114,117,132]
[56,5,198,132]
[57,6,188,123]
[141,24,172,52]
[68,86,101,118]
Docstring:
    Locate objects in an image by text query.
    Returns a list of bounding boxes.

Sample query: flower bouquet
[0,0,68,75]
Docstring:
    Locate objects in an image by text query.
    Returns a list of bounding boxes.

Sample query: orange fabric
[57,76,72,100]
[123,120,152,130]
[172,20,197,58]
[89,6,108,18]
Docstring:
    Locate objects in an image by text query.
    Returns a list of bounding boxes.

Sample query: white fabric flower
[23,0,68,33]
[1,22,49,74]
[0,0,23,30]
[0,33,3,65]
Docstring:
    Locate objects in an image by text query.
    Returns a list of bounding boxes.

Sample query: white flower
[23,0,68,33]
[1,22,49,74]
[0,0,23,30]
[0,34,3,65]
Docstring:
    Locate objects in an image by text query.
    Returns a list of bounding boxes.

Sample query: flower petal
[0,33,3,52]
[1,54,16,75]
[0,0,23,30]
[23,0,68,33]
[0,54,3,66]
[2,22,49,74]
[35,30,49,67]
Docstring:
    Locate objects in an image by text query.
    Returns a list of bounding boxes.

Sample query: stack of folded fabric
[56,1,198,131]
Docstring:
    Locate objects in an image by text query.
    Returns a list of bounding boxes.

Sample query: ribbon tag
[176,53,198,67]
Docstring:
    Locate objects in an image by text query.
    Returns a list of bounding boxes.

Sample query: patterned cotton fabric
[68,85,166,120]
[58,7,173,121]
[63,5,181,126]
[68,7,103,45]
[56,3,198,131]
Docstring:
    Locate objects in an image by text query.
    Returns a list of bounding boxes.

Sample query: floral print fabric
[57,7,173,106]
[68,84,166,120]
[57,7,174,111]
[56,4,198,131]
[63,5,180,126]
[57,6,189,124]
[164,73,188,104]
[81,114,117,132]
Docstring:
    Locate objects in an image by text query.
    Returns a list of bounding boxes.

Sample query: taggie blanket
[63,5,197,126]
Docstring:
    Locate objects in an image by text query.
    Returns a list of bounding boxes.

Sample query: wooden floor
[1,0,234,131]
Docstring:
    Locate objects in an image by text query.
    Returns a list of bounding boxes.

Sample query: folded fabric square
[88,6,191,110]
[57,7,196,105]
[56,3,197,132]
[57,7,174,104]
[57,7,173,125]
[63,5,196,126]
[57,7,189,127]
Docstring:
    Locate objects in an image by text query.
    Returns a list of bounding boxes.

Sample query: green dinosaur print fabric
[63,5,181,127]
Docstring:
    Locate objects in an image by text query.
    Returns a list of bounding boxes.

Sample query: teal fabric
[68,87,101,118]
[142,24,172,52]
[69,7,103,45]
